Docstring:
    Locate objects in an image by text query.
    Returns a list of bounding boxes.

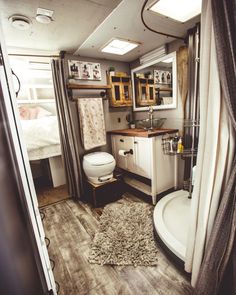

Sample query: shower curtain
[194,0,236,294]
[185,0,235,288]
[51,59,84,200]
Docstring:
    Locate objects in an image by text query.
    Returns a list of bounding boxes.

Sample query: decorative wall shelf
[67,84,111,90]
[67,83,111,100]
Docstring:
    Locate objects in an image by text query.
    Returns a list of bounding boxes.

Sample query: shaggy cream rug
[88,201,159,266]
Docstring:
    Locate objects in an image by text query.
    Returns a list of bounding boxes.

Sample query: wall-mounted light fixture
[139,45,167,65]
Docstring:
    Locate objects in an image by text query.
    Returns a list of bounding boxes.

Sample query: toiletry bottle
[172,134,178,152]
[169,139,173,153]
[177,137,184,153]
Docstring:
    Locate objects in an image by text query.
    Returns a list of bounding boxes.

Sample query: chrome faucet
[148,106,154,130]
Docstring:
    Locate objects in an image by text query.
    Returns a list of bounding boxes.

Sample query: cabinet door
[111,84,122,106]
[110,76,122,106]
[121,84,132,106]
[147,84,155,105]
[111,135,134,171]
[121,77,132,106]
[134,137,151,178]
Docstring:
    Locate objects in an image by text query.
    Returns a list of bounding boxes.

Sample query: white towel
[77,98,106,150]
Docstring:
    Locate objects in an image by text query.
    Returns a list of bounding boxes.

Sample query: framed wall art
[68,60,102,81]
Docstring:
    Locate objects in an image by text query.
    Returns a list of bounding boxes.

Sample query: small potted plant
[126,113,135,129]
[108,66,115,76]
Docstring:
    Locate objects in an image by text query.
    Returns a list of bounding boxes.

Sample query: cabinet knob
[134,141,138,144]
[120,139,124,142]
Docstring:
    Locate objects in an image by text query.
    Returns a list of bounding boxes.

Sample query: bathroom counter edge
[107,128,178,138]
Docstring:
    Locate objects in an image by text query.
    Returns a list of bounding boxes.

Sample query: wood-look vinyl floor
[41,193,193,295]
[37,184,70,208]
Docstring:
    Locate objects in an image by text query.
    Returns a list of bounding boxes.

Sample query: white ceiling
[0,0,200,62]
[0,0,122,53]
[76,0,199,62]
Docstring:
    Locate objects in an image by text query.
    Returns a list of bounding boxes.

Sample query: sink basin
[135,118,166,130]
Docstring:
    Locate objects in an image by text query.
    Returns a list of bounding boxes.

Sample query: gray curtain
[51,59,84,200]
[194,0,236,294]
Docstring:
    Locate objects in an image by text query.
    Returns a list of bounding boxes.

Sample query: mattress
[20,115,62,160]
[28,144,61,161]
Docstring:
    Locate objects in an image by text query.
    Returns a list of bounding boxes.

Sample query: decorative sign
[68,60,102,81]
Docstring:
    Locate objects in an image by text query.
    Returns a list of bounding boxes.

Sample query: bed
[19,104,66,187]
[21,115,61,161]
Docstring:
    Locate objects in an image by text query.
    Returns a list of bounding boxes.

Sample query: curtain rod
[141,0,185,41]
[8,53,60,58]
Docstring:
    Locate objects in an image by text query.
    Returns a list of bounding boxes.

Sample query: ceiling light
[36,7,54,24]
[9,15,32,30]
[101,38,139,55]
[149,0,201,22]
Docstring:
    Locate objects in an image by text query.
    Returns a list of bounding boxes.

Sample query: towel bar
[67,83,111,100]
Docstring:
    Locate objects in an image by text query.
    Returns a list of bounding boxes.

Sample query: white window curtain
[184,0,235,287]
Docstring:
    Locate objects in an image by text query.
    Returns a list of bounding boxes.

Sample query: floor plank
[41,195,193,295]
[37,184,70,208]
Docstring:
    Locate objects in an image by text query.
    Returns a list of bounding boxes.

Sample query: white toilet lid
[84,152,114,166]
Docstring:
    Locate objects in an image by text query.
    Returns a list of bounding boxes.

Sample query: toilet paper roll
[118,150,128,157]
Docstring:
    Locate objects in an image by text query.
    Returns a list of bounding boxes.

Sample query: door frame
[0,24,56,294]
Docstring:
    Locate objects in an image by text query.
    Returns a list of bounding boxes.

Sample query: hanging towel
[77,98,106,150]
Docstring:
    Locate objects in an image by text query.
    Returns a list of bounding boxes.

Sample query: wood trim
[156,87,172,92]
[67,84,111,90]
[107,128,179,138]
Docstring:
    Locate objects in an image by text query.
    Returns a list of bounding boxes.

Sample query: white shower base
[153,190,191,262]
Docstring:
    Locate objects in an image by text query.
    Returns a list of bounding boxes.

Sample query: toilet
[83,152,116,184]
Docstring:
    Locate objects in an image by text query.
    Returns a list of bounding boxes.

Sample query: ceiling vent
[9,15,32,30]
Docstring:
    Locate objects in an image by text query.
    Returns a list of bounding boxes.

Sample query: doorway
[9,55,69,207]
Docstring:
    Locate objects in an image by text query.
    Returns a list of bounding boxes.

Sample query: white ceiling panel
[0,0,200,62]
[76,0,200,62]
[0,0,122,52]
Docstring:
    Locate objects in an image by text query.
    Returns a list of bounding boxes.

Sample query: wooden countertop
[107,128,178,138]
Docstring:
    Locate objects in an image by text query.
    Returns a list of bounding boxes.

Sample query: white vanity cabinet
[133,137,151,178]
[110,129,177,204]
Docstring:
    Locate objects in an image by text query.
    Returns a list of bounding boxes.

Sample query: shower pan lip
[153,189,191,262]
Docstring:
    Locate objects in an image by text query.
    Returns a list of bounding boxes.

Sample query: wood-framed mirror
[131,51,177,111]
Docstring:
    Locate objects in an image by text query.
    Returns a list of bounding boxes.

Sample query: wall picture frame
[68,60,102,81]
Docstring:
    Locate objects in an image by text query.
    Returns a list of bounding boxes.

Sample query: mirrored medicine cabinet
[131,51,177,111]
